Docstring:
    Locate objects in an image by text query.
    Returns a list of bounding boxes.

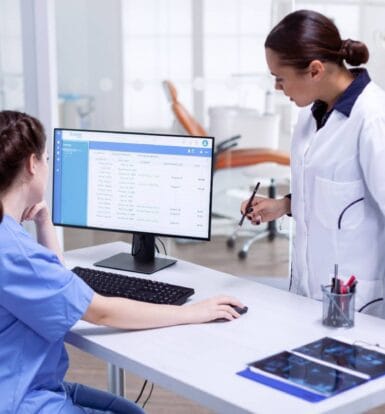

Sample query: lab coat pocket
[314,176,365,230]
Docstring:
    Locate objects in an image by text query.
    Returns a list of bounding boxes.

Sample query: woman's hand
[241,196,290,225]
[84,294,246,329]
[21,200,50,225]
[21,200,64,263]
[183,295,245,323]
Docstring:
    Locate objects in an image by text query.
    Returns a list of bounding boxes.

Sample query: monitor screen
[53,128,214,273]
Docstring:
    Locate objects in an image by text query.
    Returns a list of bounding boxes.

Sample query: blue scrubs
[0,215,94,413]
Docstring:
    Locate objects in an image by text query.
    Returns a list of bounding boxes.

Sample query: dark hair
[0,111,46,222]
[265,9,369,69]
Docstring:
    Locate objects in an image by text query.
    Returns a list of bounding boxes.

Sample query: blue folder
[237,368,326,403]
[237,346,369,402]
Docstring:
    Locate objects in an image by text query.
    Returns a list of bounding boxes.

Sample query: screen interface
[53,129,213,239]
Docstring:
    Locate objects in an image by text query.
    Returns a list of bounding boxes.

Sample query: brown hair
[265,9,369,69]
[0,111,46,222]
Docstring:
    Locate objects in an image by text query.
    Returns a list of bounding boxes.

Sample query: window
[0,0,23,110]
[203,0,272,125]
[294,1,360,39]
[122,0,193,130]
[122,0,273,130]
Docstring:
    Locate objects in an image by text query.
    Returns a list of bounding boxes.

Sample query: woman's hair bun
[340,39,369,66]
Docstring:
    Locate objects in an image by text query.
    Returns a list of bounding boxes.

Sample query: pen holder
[321,285,355,328]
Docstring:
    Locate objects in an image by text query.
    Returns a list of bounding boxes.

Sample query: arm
[82,293,245,329]
[22,201,64,263]
[241,195,291,225]
[359,116,385,216]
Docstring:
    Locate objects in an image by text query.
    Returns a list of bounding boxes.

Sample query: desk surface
[65,241,385,414]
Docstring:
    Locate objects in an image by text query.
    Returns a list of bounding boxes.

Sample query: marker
[340,282,348,294]
[346,275,356,288]
[349,280,358,293]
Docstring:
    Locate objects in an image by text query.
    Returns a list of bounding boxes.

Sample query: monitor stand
[94,233,176,274]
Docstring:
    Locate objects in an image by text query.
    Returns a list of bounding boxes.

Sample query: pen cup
[321,285,355,328]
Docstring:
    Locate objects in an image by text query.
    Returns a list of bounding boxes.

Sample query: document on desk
[237,336,385,403]
[293,337,385,379]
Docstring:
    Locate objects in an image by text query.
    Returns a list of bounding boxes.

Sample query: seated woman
[0,110,244,414]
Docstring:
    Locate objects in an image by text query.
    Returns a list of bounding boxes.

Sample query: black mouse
[231,305,248,315]
[213,305,248,322]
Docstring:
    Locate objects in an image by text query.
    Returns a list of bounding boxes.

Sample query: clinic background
[2,1,385,413]
[1,0,385,266]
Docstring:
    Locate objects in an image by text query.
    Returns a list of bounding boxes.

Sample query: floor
[64,228,385,413]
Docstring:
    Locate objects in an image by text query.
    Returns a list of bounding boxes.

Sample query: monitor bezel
[52,127,215,242]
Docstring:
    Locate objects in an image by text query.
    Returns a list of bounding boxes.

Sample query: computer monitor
[52,128,214,274]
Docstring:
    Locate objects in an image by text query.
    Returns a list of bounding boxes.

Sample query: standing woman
[242,10,385,315]
[0,110,244,413]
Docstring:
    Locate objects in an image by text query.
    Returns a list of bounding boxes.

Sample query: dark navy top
[311,68,371,130]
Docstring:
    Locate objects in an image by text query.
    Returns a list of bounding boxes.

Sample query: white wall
[360,3,385,89]
[55,0,123,130]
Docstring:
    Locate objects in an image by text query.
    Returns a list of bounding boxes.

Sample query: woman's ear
[308,59,325,81]
[26,153,38,175]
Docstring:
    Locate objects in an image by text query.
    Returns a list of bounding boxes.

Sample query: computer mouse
[213,305,248,322]
[231,305,248,315]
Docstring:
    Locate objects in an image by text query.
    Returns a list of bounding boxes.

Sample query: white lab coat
[290,81,385,317]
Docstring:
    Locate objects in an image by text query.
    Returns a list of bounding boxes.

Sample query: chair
[163,79,291,259]
[162,80,240,155]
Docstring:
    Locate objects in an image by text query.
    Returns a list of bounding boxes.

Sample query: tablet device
[248,351,366,397]
[294,337,385,379]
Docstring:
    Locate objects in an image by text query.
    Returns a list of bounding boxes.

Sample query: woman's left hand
[21,200,63,262]
[21,201,50,225]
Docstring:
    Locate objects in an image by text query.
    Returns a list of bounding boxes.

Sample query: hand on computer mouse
[212,305,248,322]
[183,295,246,324]
[230,305,248,315]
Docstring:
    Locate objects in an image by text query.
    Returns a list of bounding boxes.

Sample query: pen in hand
[227,181,261,247]
[239,182,261,227]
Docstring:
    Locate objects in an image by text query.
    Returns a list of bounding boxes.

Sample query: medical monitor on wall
[52,128,214,274]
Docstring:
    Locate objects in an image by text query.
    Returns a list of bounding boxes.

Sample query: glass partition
[0,0,24,111]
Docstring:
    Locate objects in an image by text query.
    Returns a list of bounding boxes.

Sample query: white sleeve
[359,114,385,216]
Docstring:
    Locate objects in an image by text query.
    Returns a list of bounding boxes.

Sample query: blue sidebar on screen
[53,130,89,226]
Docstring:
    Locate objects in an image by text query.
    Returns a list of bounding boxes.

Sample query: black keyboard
[72,266,194,305]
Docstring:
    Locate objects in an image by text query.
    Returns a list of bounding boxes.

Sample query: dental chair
[163,79,291,259]
[162,80,241,155]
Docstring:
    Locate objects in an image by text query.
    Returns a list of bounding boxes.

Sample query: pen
[331,264,338,293]
[238,182,261,227]
[335,278,341,294]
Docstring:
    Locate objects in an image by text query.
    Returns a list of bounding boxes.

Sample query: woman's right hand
[183,295,245,323]
[241,196,290,225]
[83,294,246,329]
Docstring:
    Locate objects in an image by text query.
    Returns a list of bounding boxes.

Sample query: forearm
[36,219,64,263]
[83,294,191,330]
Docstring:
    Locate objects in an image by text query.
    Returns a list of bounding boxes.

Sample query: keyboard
[72,266,195,305]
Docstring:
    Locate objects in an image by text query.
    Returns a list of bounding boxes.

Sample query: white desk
[65,241,385,414]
